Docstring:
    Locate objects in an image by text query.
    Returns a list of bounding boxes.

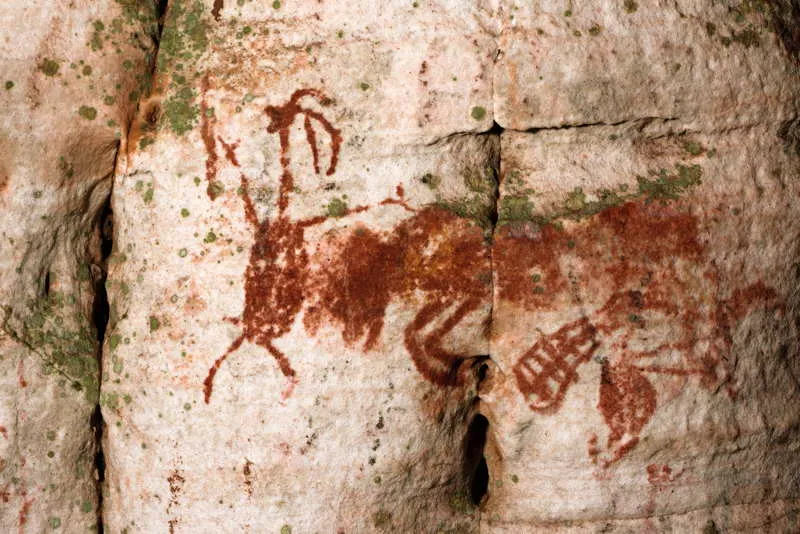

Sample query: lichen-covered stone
[2,1,799,532]
[0,0,154,531]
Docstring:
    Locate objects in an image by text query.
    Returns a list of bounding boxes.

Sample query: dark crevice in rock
[463,356,492,509]
[768,0,800,60]
[513,116,676,134]
[465,413,490,506]
[155,0,170,34]
[90,194,113,533]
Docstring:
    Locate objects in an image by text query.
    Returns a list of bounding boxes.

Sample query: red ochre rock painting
[202,89,491,402]
[495,200,781,466]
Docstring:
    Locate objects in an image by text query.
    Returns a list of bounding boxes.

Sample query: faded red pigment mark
[646,463,681,484]
[17,492,32,534]
[498,200,781,465]
[200,75,220,200]
[17,360,26,388]
[202,89,491,402]
[166,469,184,534]
[243,459,253,497]
[0,426,7,439]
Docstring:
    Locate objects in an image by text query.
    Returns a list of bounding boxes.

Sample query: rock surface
[1,0,799,532]
[0,1,156,532]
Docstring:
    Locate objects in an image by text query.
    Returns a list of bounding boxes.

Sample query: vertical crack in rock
[460,123,502,513]
[466,361,491,507]
[90,195,113,534]
[89,3,168,530]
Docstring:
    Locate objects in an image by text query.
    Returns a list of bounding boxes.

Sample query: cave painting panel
[200,88,780,468]
[494,200,781,465]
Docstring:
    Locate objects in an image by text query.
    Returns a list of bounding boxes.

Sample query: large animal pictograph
[202,89,491,403]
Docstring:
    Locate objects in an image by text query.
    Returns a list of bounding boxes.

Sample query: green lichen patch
[464,165,495,194]
[204,231,218,243]
[326,197,349,217]
[156,0,209,135]
[623,0,638,13]
[448,490,476,516]
[58,157,75,180]
[373,509,392,529]
[78,106,98,120]
[560,187,627,220]
[421,173,441,189]
[732,27,761,48]
[139,136,155,150]
[38,59,60,77]
[498,194,535,222]
[437,196,495,232]
[100,391,120,410]
[4,80,13,90]
[2,293,99,404]
[163,90,199,136]
[470,106,487,121]
[499,163,703,226]
[637,163,703,201]
[683,140,704,156]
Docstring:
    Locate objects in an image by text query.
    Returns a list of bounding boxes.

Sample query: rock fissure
[90,195,113,534]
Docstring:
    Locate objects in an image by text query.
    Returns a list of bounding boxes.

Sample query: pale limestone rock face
[1,0,799,533]
[0,1,156,532]
[102,2,496,532]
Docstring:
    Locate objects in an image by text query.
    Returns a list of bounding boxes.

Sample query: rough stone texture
[1,0,800,533]
[0,1,155,532]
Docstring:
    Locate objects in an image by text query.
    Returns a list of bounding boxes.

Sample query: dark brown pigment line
[211,0,224,21]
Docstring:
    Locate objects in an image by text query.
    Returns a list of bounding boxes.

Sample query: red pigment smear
[17,494,32,533]
[211,0,224,20]
[200,75,219,200]
[218,137,239,167]
[646,463,680,485]
[17,360,26,388]
[499,200,782,465]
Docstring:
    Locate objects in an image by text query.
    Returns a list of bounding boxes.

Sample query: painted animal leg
[204,333,247,403]
[404,297,483,386]
[265,340,298,400]
[265,340,296,379]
